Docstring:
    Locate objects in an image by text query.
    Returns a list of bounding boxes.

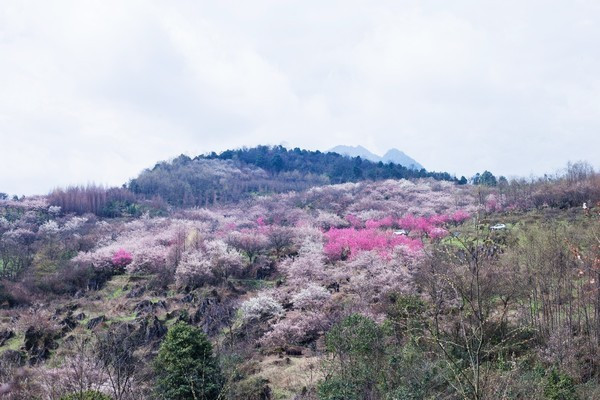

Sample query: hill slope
[128,145,453,206]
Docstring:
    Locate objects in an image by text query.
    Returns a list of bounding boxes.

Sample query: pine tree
[154,322,223,400]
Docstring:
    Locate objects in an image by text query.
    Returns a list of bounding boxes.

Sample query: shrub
[59,390,112,400]
[0,280,34,307]
[227,376,272,400]
[318,377,362,400]
[544,369,578,400]
[154,322,223,400]
[385,294,427,341]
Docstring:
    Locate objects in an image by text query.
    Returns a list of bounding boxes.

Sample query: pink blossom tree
[450,210,471,224]
[111,249,133,269]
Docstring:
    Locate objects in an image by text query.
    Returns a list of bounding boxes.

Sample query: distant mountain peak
[328,145,380,162]
[381,149,423,170]
[328,145,423,170]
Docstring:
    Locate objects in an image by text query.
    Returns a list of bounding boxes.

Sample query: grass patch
[109,286,125,299]
[108,313,137,324]
[258,355,321,399]
[230,279,276,291]
[0,333,24,354]
[102,274,131,299]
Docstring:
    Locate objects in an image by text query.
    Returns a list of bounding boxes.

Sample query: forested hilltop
[128,145,458,207]
[1,152,600,399]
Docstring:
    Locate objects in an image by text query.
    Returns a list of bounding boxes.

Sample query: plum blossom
[292,284,331,311]
[175,251,213,288]
[39,220,60,235]
[62,216,88,231]
[260,310,330,347]
[240,294,284,322]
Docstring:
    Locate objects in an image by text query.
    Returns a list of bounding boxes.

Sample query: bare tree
[94,324,140,400]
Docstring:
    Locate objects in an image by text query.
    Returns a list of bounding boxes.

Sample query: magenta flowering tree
[428,214,450,226]
[324,227,422,260]
[111,248,133,269]
[364,216,395,230]
[414,217,433,235]
[450,210,471,224]
[345,214,362,228]
[398,215,419,232]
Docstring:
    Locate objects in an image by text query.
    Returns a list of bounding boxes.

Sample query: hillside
[1,160,600,399]
[128,145,447,208]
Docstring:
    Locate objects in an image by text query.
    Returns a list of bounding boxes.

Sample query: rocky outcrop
[126,285,146,298]
[60,313,78,333]
[134,299,167,316]
[86,315,106,330]
[23,326,58,364]
[0,329,14,346]
[190,294,235,336]
[136,316,167,343]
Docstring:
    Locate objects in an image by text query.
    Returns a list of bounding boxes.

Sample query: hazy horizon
[2,1,599,195]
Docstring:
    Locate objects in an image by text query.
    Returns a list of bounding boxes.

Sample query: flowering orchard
[324,227,422,260]
[324,211,470,260]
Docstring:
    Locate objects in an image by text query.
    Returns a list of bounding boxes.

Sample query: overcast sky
[1,0,599,195]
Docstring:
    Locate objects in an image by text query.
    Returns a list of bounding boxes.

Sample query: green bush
[227,376,272,400]
[59,390,112,400]
[544,369,578,400]
[318,376,363,400]
[154,322,223,400]
[385,294,426,342]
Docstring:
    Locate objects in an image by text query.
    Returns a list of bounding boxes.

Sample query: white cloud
[1,0,599,195]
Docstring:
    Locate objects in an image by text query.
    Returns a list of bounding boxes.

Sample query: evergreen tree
[154,322,223,400]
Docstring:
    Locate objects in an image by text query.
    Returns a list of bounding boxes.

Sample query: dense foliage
[203,145,455,182]
[59,390,113,400]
